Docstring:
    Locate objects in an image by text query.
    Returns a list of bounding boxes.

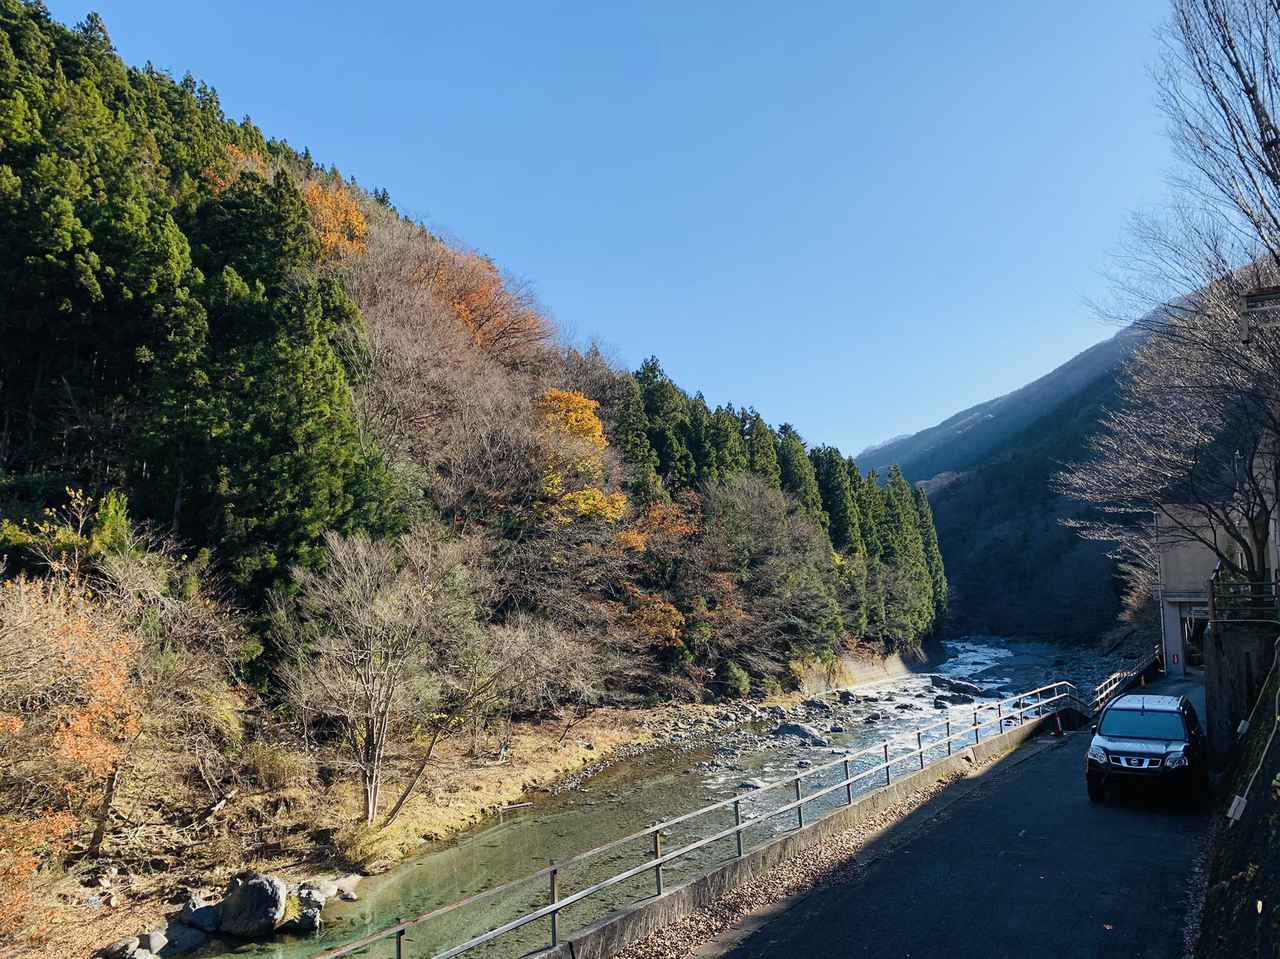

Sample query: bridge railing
[313,680,1087,959]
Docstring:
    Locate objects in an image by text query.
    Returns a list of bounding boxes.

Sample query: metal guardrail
[1088,644,1161,713]
[314,680,1090,959]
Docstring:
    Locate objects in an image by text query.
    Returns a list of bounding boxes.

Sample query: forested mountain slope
[861,325,1145,640]
[0,3,950,931]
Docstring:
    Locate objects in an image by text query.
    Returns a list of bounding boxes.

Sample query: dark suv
[1085,693,1207,803]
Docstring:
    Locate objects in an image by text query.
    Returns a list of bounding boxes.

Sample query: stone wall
[1204,624,1277,762]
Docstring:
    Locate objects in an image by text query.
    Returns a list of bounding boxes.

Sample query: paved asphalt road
[709,673,1209,959]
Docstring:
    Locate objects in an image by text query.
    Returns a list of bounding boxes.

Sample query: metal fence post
[916,730,925,770]
[395,923,404,959]
[945,718,952,756]
[653,830,664,895]
[734,799,744,858]
[883,742,891,786]
[794,777,804,828]
[549,863,560,946]
[996,701,1003,731]
[974,708,980,744]
[844,758,853,805]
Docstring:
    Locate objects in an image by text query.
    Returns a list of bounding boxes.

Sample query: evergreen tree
[879,466,934,638]
[855,465,886,559]
[811,446,863,554]
[777,425,827,529]
[742,410,781,489]
[709,404,748,478]
[635,357,695,488]
[611,375,664,501]
[914,485,949,621]
[685,393,717,484]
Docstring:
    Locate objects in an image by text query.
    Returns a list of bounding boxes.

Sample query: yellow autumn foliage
[303,180,368,259]
[536,388,627,523]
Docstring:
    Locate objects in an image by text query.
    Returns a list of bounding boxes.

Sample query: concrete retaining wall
[794,643,941,696]
[534,710,1083,959]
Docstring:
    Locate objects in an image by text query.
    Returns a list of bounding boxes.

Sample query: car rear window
[1099,708,1186,741]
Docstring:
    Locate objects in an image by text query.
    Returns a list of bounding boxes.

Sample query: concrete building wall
[1156,517,1220,595]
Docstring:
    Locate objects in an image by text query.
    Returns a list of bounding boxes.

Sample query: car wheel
[1087,779,1105,803]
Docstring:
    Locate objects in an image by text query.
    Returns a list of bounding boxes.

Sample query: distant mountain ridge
[860,323,1147,642]
[859,324,1146,481]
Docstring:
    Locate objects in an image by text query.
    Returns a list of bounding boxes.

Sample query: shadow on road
[707,709,1208,959]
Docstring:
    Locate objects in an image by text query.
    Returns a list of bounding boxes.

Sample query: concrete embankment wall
[535,709,1086,959]
[793,641,943,696]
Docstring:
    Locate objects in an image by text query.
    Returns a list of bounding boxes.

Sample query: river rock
[176,894,221,934]
[894,702,918,711]
[936,692,975,705]
[837,690,857,704]
[863,712,882,724]
[771,722,830,746]
[930,676,983,697]
[803,697,833,712]
[137,931,167,955]
[159,921,207,956]
[218,871,288,938]
[738,778,767,790]
[102,937,138,959]
[300,878,340,899]
[279,888,325,934]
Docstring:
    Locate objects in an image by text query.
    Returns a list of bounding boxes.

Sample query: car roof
[1108,694,1182,712]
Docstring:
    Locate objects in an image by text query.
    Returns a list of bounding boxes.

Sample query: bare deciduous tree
[279,526,473,825]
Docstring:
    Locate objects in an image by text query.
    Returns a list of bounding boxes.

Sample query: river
[198,637,1119,959]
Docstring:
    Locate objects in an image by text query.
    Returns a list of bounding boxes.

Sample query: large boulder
[218,872,289,939]
[771,722,830,746]
[930,676,983,697]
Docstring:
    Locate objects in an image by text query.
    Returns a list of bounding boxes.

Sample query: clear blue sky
[48,0,1174,455]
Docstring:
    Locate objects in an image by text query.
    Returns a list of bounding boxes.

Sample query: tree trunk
[87,765,122,858]
[381,726,446,829]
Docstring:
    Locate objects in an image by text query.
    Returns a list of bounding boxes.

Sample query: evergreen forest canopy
[0,1,946,932]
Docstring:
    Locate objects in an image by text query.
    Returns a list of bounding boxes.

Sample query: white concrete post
[1161,599,1186,677]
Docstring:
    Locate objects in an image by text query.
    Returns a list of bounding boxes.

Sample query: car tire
[1087,779,1105,803]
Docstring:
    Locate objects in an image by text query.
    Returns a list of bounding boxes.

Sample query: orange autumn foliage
[202,143,269,195]
[425,251,552,364]
[616,500,698,552]
[303,180,368,259]
[624,592,685,647]
[0,577,142,942]
[0,812,75,940]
